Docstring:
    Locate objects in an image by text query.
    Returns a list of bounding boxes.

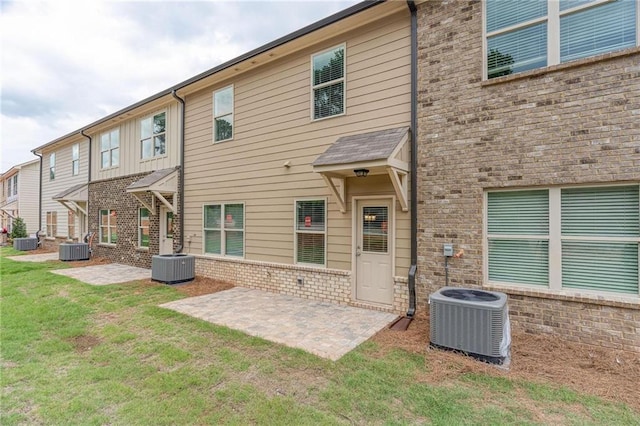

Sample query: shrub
[10,217,28,239]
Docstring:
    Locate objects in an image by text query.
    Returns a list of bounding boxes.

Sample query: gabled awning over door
[52,183,89,215]
[312,127,410,213]
[126,167,179,214]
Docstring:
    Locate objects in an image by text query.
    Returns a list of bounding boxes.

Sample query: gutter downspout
[406,0,418,318]
[171,90,185,253]
[81,130,92,241]
[33,152,43,241]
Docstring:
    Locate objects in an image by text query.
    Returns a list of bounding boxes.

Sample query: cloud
[0,0,359,172]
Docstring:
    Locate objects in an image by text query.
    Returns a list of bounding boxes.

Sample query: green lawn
[1,247,638,425]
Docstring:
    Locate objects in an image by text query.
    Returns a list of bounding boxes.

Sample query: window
[7,177,12,198]
[295,200,326,265]
[71,143,79,176]
[486,185,639,296]
[46,211,57,238]
[12,175,17,196]
[213,86,233,142]
[49,153,56,180]
[312,45,345,119]
[138,208,150,248]
[68,210,76,239]
[140,112,166,159]
[485,0,638,79]
[100,129,120,168]
[203,203,244,257]
[99,209,117,244]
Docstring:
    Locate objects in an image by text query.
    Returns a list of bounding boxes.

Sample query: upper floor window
[213,86,233,142]
[12,175,17,196]
[485,0,638,79]
[71,143,79,176]
[141,112,166,159]
[312,45,345,120]
[49,153,56,180]
[7,177,12,198]
[100,129,120,169]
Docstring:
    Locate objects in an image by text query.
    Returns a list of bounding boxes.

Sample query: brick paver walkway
[50,263,150,285]
[7,253,59,262]
[161,287,398,361]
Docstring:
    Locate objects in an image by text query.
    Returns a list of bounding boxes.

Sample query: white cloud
[0,0,359,172]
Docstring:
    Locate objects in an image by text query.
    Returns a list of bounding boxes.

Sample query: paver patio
[161,287,398,361]
[7,253,59,262]
[50,263,151,285]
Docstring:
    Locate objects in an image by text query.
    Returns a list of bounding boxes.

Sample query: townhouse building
[0,159,40,236]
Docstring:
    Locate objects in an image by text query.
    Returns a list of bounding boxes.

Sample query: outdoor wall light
[354,168,369,178]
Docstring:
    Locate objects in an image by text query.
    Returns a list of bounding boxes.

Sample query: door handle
[356,246,361,257]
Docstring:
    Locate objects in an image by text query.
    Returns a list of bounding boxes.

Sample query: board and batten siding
[90,102,181,181]
[183,11,411,276]
[40,138,89,239]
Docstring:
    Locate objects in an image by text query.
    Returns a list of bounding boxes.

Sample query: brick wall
[416,1,639,351]
[89,173,165,268]
[195,255,408,314]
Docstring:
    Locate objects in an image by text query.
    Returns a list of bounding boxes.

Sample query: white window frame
[138,208,150,249]
[12,175,18,197]
[100,129,120,169]
[140,111,167,160]
[294,198,327,267]
[310,43,346,121]
[213,85,234,143]
[71,143,79,176]
[484,184,640,299]
[7,176,12,199]
[202,202,245,258]
[99,209,117,245]
[483,0,640,80]
[49,153,56,180]
[46,211,57,238]
[68,210,75,239]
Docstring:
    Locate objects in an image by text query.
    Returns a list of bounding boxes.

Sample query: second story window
[485,0,638,79]
[312,45,345,120]
[7,177,12,198]
[141,112,166,159]
[12,175,17,196]
[100,129,120,169]
[213,86,233,142]
[49,153,56,180]
[71,144,79,176]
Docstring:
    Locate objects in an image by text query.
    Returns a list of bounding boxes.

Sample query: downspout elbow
[171,90,186,253]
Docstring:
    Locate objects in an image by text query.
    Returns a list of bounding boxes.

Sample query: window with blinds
[295,200,326,265]
[203,203,244,257]
[486,186,639,296]
[487,190,550,286]
[485,0,638,79]
[312,45,345,120]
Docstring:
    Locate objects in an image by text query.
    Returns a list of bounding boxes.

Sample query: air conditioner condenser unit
[429,287,510,365]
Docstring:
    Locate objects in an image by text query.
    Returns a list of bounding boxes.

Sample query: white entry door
[355,199,393,305]
[159,207,174,255]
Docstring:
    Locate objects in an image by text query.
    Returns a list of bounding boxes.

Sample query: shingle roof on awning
[127,167,178,191]
[53,183,88,201]
[126,167,179,214]
[312,127,409,167]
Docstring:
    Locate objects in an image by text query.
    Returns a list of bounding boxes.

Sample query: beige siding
[90,102,181,181]
[17,161,41,235]
[41,138,89,239]
[183,11,411,276]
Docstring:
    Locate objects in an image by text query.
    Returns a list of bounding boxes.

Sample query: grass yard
[1,247,639,425]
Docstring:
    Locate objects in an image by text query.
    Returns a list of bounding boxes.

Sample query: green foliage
[487,48,514,79]
[9,216,27,238]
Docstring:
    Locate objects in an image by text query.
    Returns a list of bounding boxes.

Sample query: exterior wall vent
[429,287,510,365]
[13,237,38,251]
[59,243,90,261]
[152,254,195,284]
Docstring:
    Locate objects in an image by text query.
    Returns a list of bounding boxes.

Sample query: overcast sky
[0,0,360,172]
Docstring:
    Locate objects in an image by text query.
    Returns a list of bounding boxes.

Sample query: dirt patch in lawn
[69,335,102,353]
[372,316,640,411]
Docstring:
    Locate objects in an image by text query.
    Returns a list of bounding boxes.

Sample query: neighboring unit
[415,0,639,352]
[32,136,89,248]
[0,159,40,236]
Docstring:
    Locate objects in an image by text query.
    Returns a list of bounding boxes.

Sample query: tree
[313,49,344,119]
[10,217,28,239]
[487,49,514,79]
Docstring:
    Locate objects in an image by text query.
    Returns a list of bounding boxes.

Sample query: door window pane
[362,206,388,253]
